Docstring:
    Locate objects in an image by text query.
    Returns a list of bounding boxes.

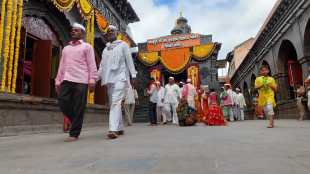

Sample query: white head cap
[236,88,241,91]
[72,23,85,31]
[186,78,192,83]
[169,77,174,80]
[108,25,118,31]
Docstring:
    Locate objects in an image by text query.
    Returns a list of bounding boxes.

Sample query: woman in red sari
[203,89,227,126]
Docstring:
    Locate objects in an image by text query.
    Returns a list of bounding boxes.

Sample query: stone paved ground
[1,120,310,174]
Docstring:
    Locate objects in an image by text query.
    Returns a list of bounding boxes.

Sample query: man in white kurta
[156,81,167,124]
[164,77,181,124]
[231,90,239,121]
[182,79,197,109]
[235,88,246,121]
[124,84,137,126]
[98,25,137,139]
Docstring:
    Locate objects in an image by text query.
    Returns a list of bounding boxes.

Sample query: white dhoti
[240,107,245,121]
[107,81,127,131]
[156,106,167,123]
[124,104,135,125]
[164,103,178,124]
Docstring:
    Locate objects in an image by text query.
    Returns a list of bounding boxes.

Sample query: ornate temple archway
[16,1,72,98]
[278,40,302,100]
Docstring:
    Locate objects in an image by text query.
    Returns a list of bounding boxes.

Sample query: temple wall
[0,94,109,137]
[232,2,310,119]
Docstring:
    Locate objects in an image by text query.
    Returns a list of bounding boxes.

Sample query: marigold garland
[0,0,8,63]
[51,0,76,12]
[11,0,24,93]
[7,0,18,93]
[87,14,95,104]
[1,0,14,92]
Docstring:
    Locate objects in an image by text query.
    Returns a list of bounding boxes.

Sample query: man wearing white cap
[56,23,98,142]
[164,77,181,124]
[182,78,197,110]
[235,88,246,121]
[98,25,137,139]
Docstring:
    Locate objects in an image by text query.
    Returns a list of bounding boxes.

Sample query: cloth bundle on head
[72,23,85,31]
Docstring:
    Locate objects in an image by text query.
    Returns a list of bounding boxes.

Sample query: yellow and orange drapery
[150,69,161,82]
[138,43,216,74]
[187,65,200,88]
[0,0,24,93]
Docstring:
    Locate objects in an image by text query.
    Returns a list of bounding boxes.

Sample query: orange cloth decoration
[160,48,190,73]
[95,10,108,32]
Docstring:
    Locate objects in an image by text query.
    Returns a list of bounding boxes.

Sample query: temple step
[134,104,149,123]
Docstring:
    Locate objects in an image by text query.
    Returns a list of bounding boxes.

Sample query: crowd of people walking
[56,22,308,142]
[143,76,250,127]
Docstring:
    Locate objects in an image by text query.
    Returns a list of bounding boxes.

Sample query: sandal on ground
[107,132,118,139]
[116,130,124,135]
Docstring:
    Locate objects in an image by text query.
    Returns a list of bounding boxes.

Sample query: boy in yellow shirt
[255,65,277,128]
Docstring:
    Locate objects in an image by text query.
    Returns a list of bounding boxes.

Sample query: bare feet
[267,125,274,128]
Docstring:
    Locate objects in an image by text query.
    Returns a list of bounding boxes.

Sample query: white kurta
[183,83,197,109]
[124,84,136,125]
[164,84,180,124]
[156,87,166,123]
[98,40,137,132]
[236,92,246,120]
[235,93,246,109]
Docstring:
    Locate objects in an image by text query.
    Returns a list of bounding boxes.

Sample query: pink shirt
[55,40,98,85]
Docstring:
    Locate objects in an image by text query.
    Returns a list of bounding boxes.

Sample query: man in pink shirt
[55,23,98,142]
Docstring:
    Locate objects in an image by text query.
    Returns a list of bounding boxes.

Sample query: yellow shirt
[255,76,277,107]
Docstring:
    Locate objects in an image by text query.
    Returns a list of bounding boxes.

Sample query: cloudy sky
[128,0,278,61]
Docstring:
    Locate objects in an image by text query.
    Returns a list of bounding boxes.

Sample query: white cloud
[128,0,277,73]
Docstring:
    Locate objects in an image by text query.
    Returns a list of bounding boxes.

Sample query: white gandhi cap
[72,23,85,31]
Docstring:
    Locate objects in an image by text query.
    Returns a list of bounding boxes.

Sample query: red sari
[203,92,226,126]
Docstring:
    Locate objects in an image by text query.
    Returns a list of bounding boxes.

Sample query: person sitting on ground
[177,97,197,127]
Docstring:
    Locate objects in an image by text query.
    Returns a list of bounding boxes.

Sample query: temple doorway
[162,69,187,86]
[17,17,62,98]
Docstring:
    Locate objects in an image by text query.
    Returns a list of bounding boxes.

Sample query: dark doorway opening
[162,69,187,86]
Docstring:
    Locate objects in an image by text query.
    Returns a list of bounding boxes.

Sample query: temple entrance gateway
[138,14,221,89]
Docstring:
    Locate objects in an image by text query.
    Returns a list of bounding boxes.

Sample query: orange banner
[147,33,201,52]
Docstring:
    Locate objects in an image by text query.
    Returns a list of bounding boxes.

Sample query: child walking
[255,65,277,128]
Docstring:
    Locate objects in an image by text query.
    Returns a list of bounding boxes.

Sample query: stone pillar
[274,73,289,102]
